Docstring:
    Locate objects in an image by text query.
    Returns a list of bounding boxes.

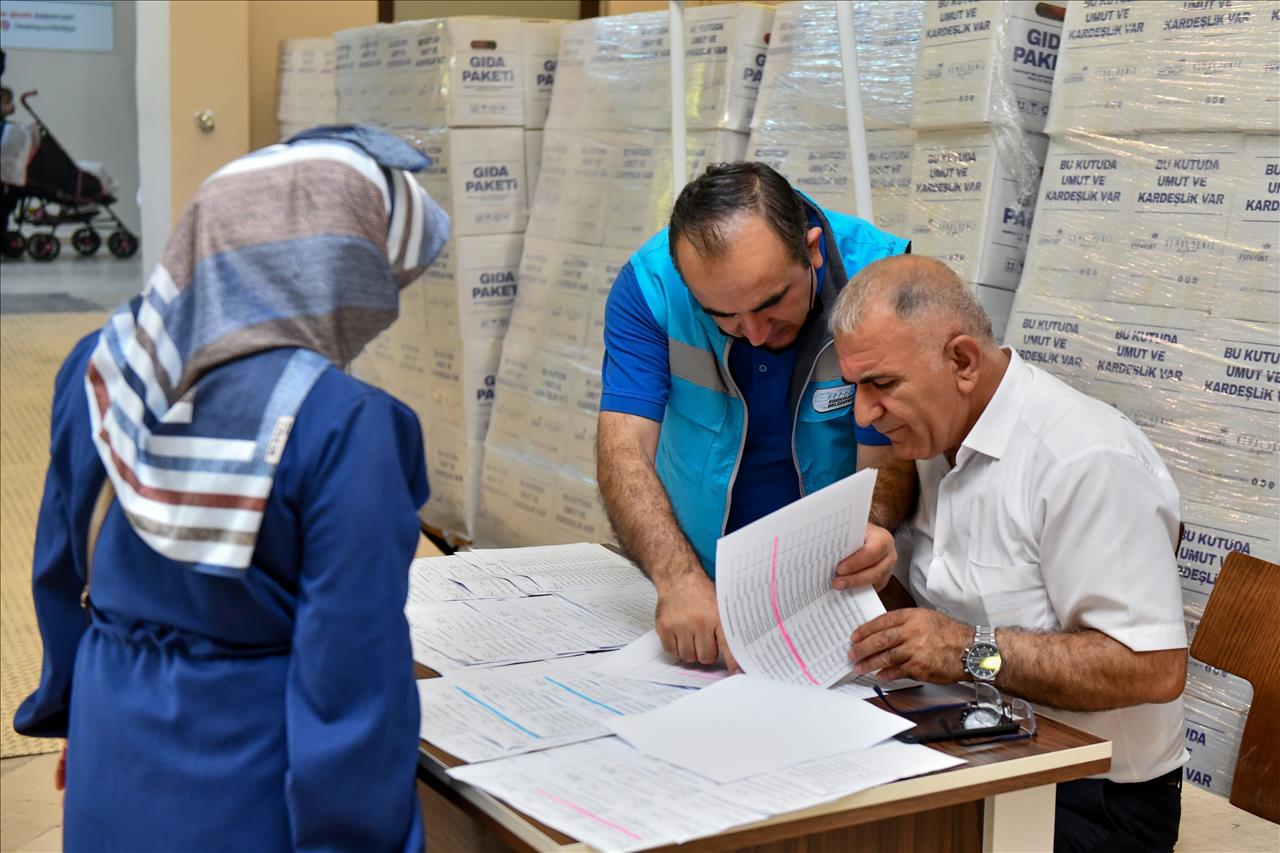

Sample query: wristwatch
[963,626,1002,682]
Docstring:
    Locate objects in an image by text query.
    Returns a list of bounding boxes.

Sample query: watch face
[966,642,1001,681]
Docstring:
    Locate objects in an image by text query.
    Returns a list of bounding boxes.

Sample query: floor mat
[1,312,105,758]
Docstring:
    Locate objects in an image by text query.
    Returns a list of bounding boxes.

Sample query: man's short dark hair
[668,162,810,274]
[0,87,12,101]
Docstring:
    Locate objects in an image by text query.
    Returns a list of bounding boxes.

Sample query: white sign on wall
[0,0,113,53]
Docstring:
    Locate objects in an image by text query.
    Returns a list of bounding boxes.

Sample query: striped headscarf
[84,126,449,575]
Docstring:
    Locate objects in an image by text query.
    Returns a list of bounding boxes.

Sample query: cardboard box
[420,423,483,539]
[1047,0,1280,134]
[405,127,527,237]
[911,0,1064,133]
[521,21,562,130]
[1215,134,1280,322]
[334,24,384,124]
[906,128,1048,288]
[420,335,504,442]
[1178,501,1279,618]
[1183,694,1246,798]
[971,283,1014,344]
[745,128,917,235]
[552,472,612,544]
[530,128,746,250]
[474,447,559,547]
[1020,132,1242,314]
[421,234,523,341]
[1004,292,1205,399]
[547,4,772,132]
[752,0,925,132]
[401,17,527,128]
[277,38,337,125]
[524,130,544,210]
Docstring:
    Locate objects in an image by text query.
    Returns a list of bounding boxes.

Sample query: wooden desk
[414,663,1109,852]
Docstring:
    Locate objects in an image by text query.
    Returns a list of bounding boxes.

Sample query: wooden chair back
[1189,551,1280,822]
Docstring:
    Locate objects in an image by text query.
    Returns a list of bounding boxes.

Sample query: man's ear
[806,226,824,270]
[947,335,983,394]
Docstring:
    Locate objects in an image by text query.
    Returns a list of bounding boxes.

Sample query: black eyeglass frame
[874,683,1038,745]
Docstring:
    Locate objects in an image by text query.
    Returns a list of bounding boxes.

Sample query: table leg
[982,783,1056,852]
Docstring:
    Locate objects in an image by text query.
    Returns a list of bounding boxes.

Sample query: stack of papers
[449,736,963,853]
[407,594,648,672]
[404,545,657,671]
[417,656,690,763]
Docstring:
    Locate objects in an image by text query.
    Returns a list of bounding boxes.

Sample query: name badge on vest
[812,384,854,414]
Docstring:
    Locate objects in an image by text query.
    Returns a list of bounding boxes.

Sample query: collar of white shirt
[956,347,1034,467]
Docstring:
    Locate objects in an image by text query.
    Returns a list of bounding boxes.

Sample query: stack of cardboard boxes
[474,4,774,547]
[746,1,1065,342]
[276,38,338,140]
[901,0,1064,338]
[338,17,561,542]
[1006,0,1280,799]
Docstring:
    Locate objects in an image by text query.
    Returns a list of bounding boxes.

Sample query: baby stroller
[1,91,138,261]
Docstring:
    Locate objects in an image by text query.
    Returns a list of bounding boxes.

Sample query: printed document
[448,736,963,853]
[418,657,689,763]
[605,674,913,783]
[592,630,731,689]
[716,468,886,687]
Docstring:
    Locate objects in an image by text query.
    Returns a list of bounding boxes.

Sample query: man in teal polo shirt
[597,162,916,670]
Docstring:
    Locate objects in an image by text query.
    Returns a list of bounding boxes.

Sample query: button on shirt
[902,349,1187,784]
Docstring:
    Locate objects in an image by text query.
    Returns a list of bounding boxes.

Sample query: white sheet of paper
[465,595,644,651]
[716,468,886,688]
[448,736,964,852]
[448,738,764,852]
[605,674,913,783]
[592,629,731,689]
[555,583,658,636]
[418,657,690,763]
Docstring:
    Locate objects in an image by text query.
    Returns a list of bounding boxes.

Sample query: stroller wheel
[107,231,139,259]
[72,227,102,256]
[27,233,61,261]
[2,232,25,259]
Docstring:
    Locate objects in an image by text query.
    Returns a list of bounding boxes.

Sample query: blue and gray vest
[627,196,908,577]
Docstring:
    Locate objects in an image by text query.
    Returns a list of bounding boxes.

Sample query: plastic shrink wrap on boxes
[1047,0,1280,135]
[473,5,773,547]
[1006,5,1279,800]
[338,16,555,541]
[745,0,924,232]
[277,38,338,140]
[746,1,1054,344]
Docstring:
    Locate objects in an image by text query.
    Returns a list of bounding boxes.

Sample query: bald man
[830,256,1188,853]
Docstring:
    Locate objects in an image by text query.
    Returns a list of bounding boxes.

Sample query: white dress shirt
[900,348,1188,783]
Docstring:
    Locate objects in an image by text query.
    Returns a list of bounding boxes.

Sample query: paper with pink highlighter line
[714,467,887,688]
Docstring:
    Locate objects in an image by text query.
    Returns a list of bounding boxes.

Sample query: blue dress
[14,333,429,852]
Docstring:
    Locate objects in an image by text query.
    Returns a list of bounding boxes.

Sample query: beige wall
[168,1,252,220]
[248,1,379,151]
[395,1,579,20]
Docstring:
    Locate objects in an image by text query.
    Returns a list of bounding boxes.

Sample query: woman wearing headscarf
[13,126,449,851]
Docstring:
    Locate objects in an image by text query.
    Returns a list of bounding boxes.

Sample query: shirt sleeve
[600,261,669,422]
[1037,448,1187,652]
[284,389,426,853]
[13,334,104,740]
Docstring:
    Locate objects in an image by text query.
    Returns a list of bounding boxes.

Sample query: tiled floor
[1,754,62,853]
